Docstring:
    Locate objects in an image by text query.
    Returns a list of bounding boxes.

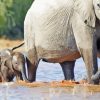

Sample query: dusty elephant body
[24,0,100,84]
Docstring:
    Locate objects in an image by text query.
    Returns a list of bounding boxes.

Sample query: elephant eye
[97,3,100,8]
[15,62,18,65]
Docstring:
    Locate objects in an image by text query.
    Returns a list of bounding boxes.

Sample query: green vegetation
[0,0,33,39]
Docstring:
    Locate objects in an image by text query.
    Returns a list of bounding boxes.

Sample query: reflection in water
[0,58,100,100]
[72,85,91,98]
[0,83,100,100]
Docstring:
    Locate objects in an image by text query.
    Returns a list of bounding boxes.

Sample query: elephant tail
[12,42,24,51]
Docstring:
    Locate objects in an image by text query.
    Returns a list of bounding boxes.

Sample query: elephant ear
[3,57,14,73]
[74,0,96,27]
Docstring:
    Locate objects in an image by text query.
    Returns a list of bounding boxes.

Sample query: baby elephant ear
[3,57,14,72]
[74,0,96,27]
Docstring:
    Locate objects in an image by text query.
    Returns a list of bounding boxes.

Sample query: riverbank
[0,39,24,51]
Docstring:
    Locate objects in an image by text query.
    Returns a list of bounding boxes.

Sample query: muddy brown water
[0,58,100,100]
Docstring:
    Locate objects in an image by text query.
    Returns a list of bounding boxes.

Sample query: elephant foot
[91,71,100,84]
[28,72,36,82]
[27,60,38,82]
[60,61,75,80]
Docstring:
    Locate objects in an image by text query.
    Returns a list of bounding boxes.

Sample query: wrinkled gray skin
[24,0,100,84]
[0,43,25,82]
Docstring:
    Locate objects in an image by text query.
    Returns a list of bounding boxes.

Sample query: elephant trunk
[21,55,38,82]
[79,33,98,84]
[72,17,99,84]
[21,57,30,82]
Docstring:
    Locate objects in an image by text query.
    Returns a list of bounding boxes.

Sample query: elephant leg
[91,71,100,82]
[0,73,2,82]
[97,38,100,58]
[26,48,38,82]
[19,73,23,80]
[72,16,98,84]
[60,61,75,80]
[24,14,38,82]
[15,71,23,81]
[1,66,8,82]
[27,60,37,82]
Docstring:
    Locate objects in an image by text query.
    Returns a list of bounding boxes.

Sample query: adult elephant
[24,0,100,84]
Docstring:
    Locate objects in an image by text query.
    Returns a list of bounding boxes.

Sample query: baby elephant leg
[60,61,75,80]
[15,71,23,81]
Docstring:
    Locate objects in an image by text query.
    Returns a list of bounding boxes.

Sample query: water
[0,83,100,100]
[36,58,100,82]
[0,58,100,100]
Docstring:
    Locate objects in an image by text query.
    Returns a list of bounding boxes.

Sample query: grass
[0,38,24,51]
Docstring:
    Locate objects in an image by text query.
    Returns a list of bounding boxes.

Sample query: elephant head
[0,42,25,82]
[0,42,24,61]
[11,52,28,82]
[1,56,15,82]
[0,51,29,82]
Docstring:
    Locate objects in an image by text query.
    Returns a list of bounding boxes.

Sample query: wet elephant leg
[27,59,37,82]
[15,71,23,81]
[26,48,38,82]
[60,61,75,80]
[91,71,100,82]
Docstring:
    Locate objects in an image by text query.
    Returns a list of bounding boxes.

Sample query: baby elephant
[0,52,26,82]
[0,43,27,82]
[0,57,15,82]
[12,52,26,81]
